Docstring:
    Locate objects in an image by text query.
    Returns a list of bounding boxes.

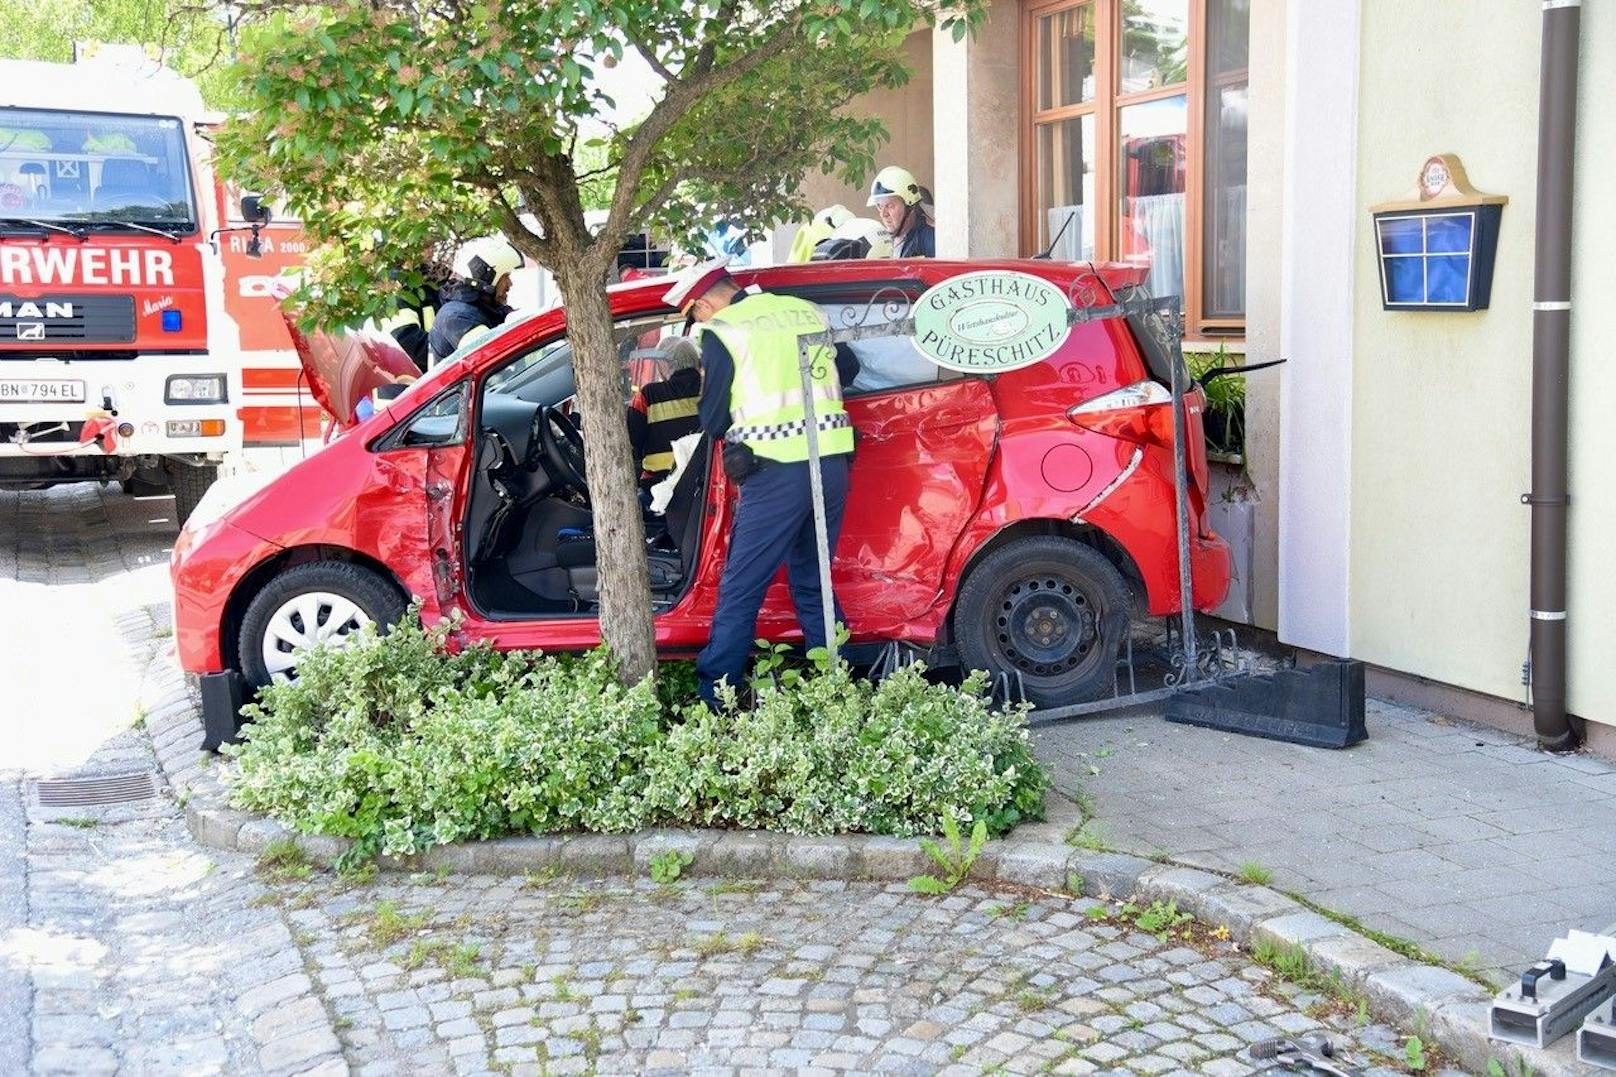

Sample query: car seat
[94,159,159,211]
[508,439,712,606]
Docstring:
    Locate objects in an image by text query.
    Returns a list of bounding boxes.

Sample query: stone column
[932,2,1020,259]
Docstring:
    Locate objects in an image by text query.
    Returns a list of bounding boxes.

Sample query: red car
[172,259,1230,737]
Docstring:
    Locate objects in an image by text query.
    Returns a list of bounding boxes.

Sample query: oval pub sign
[914,270,1073,373]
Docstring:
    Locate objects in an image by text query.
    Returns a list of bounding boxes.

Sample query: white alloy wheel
[260,590,374,681]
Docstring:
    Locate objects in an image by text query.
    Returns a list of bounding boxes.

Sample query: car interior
[461,314,709,618]
[458,282,955,620]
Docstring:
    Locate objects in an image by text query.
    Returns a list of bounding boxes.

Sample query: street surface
[0,483,1476,1075]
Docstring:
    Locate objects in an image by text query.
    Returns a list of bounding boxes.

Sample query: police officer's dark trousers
[696,453,851,707]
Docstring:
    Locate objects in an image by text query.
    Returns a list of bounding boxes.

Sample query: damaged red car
[171,259,1231,740]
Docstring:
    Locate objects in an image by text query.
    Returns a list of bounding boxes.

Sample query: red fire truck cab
[0,51,251,522]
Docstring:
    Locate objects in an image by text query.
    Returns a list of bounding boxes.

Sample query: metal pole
[1527,0,1580,751]
[1168,314,1198,678]
[797,338,838,659]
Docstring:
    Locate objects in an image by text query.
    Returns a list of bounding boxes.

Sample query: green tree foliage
[0,0,246,109]
[216,0,987,684]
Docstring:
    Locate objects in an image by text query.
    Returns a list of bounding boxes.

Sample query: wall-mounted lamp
[1371,154,1507,312]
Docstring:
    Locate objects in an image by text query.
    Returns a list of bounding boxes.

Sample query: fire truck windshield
[0,107,196,233]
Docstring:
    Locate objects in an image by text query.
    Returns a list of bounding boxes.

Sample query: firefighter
[664,259,858,708]
[867,165,935,258]
[626,336,703,488]
[428,235,524,361]
[378,260,449,371]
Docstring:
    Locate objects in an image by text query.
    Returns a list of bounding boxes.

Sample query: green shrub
[225,614,1047,861]
[646,665,1045,837]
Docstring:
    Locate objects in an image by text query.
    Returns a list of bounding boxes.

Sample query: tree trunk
[555,269,658,685]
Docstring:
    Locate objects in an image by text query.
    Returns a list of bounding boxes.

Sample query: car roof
[604,258,1146,316]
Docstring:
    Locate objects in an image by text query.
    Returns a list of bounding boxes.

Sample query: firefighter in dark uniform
[428,235,524,362]
[626,336,703,488]
[867,165,936,258]
[663,259,858,708]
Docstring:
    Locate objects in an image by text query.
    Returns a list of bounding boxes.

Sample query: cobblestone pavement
[1035,699,1616,986]
[259,867,1444,1077]
[2,484,1465,1075]
[2,485,346,1075]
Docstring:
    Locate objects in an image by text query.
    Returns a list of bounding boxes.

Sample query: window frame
[1020,0,1243,338]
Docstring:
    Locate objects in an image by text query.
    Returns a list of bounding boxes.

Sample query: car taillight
[1067,381,1176,446]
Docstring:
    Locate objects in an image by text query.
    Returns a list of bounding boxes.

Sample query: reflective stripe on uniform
[645,396,699,424]
[378,308,422,334]
[641,450,677,471]
[726,413,852,443]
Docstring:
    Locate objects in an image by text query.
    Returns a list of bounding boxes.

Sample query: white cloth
[649,432,704,514]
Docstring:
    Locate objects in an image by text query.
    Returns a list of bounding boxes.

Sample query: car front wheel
[238,561,407,686]
[954,535,1132,708]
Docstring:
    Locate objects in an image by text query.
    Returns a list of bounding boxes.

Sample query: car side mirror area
[239,194,273,225]
[238,195,273,258]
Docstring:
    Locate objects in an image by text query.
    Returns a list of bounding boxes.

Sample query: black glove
[722,441,760,483]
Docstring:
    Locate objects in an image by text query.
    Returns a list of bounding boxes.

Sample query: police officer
[428,235,524,361]
[626,336,702,488]
[664,259,856,708]
[867,165,936,258]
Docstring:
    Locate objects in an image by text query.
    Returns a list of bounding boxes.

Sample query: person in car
[867,165,935,258]
[428,235,524,362]
[626,336,703,489]
[666,258,857,708]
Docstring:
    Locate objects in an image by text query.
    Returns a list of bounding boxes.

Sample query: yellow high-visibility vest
[707,292,853,464]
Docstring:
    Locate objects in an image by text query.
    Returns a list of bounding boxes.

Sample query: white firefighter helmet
[452,235,524,288]
[867,165,923,207]
[831,217,894,259]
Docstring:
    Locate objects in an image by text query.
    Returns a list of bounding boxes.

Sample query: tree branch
[629,38,676,84]
[598,20,800,255]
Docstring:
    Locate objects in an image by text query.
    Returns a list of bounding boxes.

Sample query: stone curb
[182,796,1579,1075]
[152,659,1570,1077]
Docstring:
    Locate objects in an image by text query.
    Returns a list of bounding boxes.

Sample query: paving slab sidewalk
[1032,697,1616,986]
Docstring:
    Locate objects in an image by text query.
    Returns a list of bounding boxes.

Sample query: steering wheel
[534,404,588,497]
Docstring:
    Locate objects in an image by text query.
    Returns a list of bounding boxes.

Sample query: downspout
[1527,0,1581,751]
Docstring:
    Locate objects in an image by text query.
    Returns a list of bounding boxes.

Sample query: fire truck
[0,50,292,523]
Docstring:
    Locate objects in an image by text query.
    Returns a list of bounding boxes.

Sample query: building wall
[932,1,1020,259]
[1347,1,1615,725]
[794,31,935,236]
[1275,0,1359,657]
[1241,0,1287,632]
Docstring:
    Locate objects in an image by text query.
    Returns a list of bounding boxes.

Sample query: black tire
[954,536,1133,708]
[163,461,218,527]
[237,561,407,687]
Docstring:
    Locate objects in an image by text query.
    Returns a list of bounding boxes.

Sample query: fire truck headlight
[165,375,227,404]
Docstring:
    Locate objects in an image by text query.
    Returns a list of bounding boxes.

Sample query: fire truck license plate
[0,379,86,403]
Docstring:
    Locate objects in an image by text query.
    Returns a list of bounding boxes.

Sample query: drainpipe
[1527,0,1581,751]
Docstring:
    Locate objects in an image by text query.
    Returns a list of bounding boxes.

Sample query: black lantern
[1371,155,1507,312]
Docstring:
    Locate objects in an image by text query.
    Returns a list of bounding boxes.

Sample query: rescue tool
[1489,929,1616,1049]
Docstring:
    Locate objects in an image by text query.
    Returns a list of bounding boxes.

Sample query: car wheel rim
[992,574,1101,680]
[261,591,372,682]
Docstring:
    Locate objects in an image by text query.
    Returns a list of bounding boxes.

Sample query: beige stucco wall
[932,1,1020,258]
[1241,0,1286,631]
[1349,1,1615,724]
[794,32,935,231]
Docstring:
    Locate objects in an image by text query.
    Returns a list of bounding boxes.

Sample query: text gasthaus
[0,247,176,287]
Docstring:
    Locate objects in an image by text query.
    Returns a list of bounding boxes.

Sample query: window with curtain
[1022,0,1249,334]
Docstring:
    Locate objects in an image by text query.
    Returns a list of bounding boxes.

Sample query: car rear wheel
[954,536,1132,708]
[238,561,407,687]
